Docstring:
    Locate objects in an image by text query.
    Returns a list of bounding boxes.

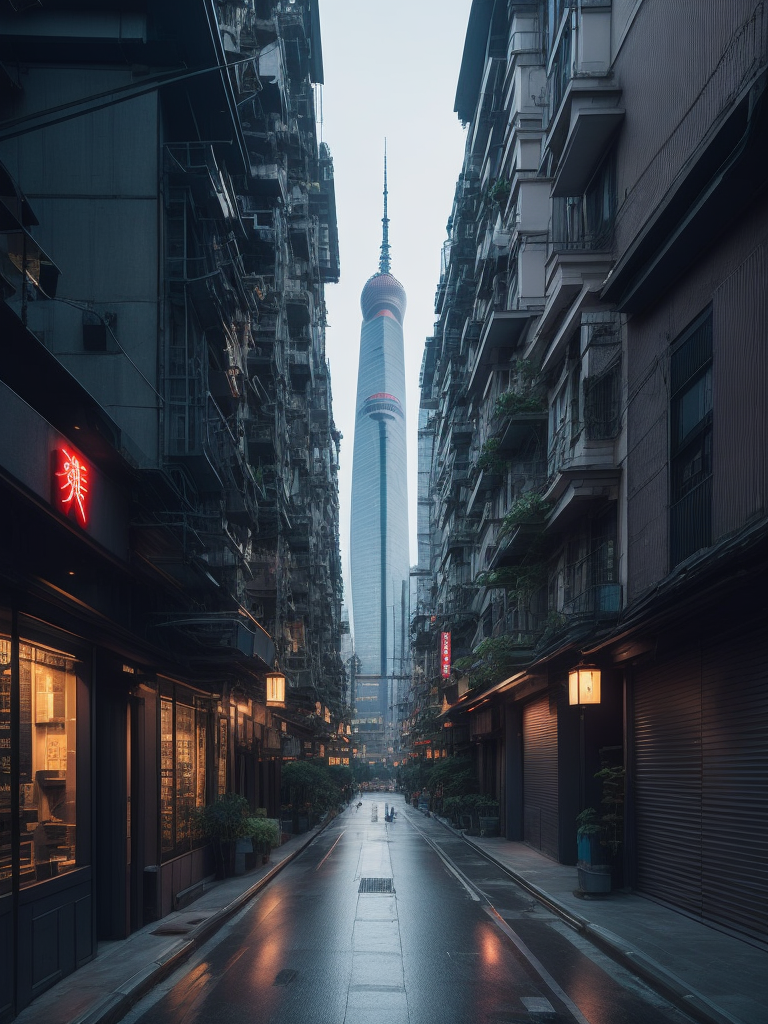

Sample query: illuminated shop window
[217,717,228,798]
[160,700,174,854]
[19,641,80,887]
[0,637,10,896]
[160,696,209,857]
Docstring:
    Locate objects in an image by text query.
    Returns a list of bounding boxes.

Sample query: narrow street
[123,797,696,1024]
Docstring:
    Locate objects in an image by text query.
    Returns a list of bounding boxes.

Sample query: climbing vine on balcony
[477,436,503,471]
[498,492,551,536]
[474,562,545,598]
[487,177,511,206]
[494,390,546,417]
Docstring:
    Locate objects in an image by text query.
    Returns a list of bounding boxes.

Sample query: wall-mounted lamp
[266,671,286,706]
[568,662,601,706]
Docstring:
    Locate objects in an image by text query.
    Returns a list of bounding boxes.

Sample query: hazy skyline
[318,0,473,607]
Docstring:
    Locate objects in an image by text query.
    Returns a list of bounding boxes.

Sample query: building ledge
[552,104,625,197]
[546,78,622,166]
[544,468,620,530]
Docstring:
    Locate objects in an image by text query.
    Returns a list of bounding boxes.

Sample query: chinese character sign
[55,447,89,526]
[440,631,451,678]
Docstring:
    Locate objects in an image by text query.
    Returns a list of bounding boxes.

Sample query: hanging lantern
[266,671,286,706]
[568,662,601,705]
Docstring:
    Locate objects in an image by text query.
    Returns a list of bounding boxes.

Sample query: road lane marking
[484,906,592,1024]
[405,815,481,901]
[315,830,345,871]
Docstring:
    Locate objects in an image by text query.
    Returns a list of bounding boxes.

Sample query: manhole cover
[358,877,394,893]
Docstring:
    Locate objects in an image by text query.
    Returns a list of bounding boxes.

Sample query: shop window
[217,717,228,798]
[160,696,209,858]
[0,636,10,896]
[19,640,80,886]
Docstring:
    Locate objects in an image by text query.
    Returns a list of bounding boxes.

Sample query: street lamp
[266,671,286,707]
[568,662,601,706]
[569,661,602,814]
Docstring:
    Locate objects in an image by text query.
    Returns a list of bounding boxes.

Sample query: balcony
[250,161,288,202]
[467,310,537,395]
[545,424,620,529]
[547,5,618,157]
[556,542,622,621]
[552,97,624,197]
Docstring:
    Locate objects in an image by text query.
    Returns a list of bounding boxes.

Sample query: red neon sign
[440,631,451,678]
[55,447,89,526]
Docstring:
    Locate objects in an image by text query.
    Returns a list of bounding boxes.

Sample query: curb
[431,816,745,1024]
[70,814,335,1024]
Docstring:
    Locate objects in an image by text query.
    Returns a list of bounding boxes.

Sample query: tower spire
[379,139,391,275]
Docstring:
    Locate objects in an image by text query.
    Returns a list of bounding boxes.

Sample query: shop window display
[19,641,79,885]
[160,696,208,856]
[217,716,228,798]
[0,637,10,895]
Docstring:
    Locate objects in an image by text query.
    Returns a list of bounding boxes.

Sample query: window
[19,640,82,886]
[670,309,713,567]
[160,695,209,857]
[585,360,621,439]
[0,635,10,896]
[584,153,616,246]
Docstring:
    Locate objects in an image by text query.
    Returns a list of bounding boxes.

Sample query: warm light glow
[569,663,601,705]
[266,672,286,705]
[55,447,89,525]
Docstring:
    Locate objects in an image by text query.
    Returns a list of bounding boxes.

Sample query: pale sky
[318,0,473,608]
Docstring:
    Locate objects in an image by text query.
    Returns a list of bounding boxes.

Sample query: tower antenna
[379,139,391,275]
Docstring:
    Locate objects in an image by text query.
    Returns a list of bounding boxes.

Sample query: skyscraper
[350,151,410,762]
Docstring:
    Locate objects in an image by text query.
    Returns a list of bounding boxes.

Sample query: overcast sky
[317,0,473,609]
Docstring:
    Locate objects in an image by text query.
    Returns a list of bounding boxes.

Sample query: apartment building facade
[0,1,346,1016]
[408,0,768,943]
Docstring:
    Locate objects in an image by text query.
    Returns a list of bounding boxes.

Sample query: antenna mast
[379,140,391,275]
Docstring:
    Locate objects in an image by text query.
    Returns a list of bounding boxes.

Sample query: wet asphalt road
[123,795,696,1024]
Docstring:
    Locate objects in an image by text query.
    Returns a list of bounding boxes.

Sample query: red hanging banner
[440,631,451,678]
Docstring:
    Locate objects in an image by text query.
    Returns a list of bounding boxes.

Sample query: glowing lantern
[568,663,601,705]
[266,672,286,706]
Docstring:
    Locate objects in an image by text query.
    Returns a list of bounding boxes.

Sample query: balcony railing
[551,196,614,252]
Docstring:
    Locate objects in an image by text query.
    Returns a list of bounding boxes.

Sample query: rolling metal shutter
[634,651,703,915]
[634,629,768,939]
[523,695,558,859]
[700,631,768,939]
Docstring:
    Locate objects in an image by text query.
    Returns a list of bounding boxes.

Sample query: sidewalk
[431,815,768,1024]
[12,809,768,1024]
[12,820,331,1024]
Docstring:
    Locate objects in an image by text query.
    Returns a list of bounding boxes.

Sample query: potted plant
[248,816,280,864]
[194,793,254,879]
[576,765,625,894]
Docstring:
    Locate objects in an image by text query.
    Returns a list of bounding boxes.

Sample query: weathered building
[408,0,768,943]
[0,0,345,1015]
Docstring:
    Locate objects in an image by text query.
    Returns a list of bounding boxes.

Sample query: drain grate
[358,877,394,894]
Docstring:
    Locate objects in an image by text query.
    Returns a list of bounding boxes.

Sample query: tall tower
[350,146,410,762]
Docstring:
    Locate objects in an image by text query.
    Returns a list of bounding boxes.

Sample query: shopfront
[0,614,93,1020]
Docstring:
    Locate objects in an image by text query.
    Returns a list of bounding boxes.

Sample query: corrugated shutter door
[634,652,702,915]
[523,695,558,859]
[701,632,768,939]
